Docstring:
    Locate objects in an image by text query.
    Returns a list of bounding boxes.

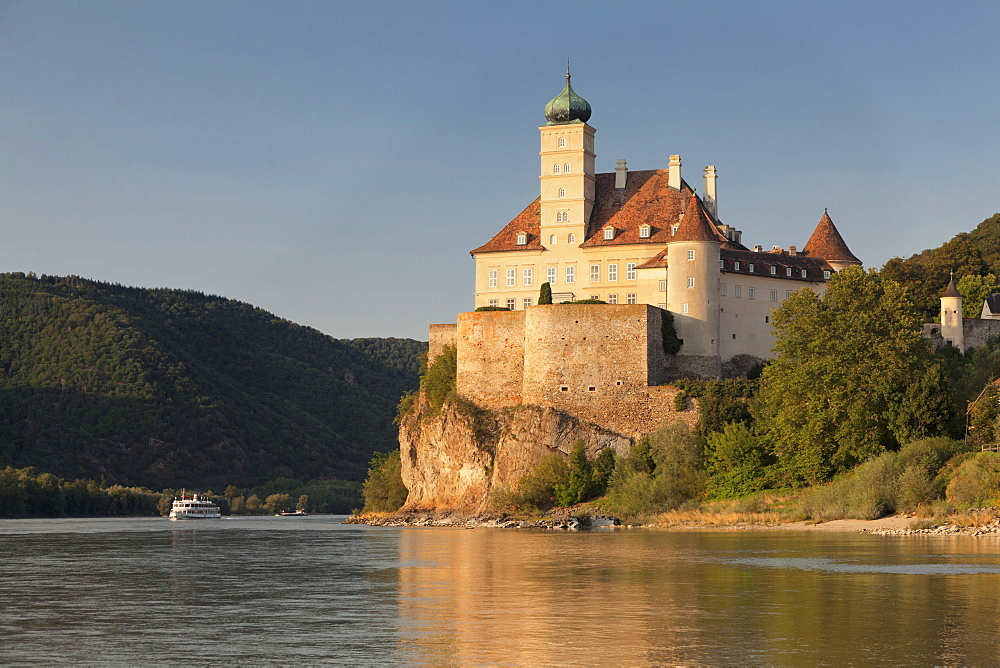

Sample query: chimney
[703,165,718,218]
[789,245,797,256]
[615,159,628,190]
[753,245,762,253]
[668,155,682,190]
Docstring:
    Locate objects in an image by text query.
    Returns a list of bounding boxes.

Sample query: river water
[3,516,1000,665]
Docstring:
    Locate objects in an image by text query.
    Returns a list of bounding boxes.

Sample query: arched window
[549,234,557,245]
[558,188,566,198]
[558,137,566,148]
[553,164,561,174]
[564,163,570,173]
[568,233,576,243]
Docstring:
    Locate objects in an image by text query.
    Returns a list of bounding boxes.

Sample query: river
[3,516,1000,664]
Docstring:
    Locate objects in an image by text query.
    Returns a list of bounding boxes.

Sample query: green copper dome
[543,65,592,125]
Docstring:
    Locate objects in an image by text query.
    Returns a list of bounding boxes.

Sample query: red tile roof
[801,211,861,264]
[670,192,724,243]
[469,199,545,254]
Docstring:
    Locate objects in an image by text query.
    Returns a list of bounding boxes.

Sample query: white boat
[168,492,221,520]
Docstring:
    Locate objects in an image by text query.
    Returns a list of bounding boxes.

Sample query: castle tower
[667,193,722,376]
[801,210,862,272]
[940,277,964,351]
[539,65,595,249]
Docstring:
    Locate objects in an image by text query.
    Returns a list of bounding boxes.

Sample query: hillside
[0,273,425,490]
[882,212,1000,318]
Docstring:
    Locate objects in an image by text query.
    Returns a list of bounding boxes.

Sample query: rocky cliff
[397,393,638,513]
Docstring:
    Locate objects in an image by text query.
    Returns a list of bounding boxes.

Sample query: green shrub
[538,282,553,305]
[673,391,688,411]
[569,299,607,304]
[798,452,898,520]
[475,305,509,311]
[361,450,408,513]
[421,344,457,412]
[704,422,774,498]
[946,452,1000,507]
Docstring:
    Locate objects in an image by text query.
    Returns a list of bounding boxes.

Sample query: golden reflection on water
[394,529,1000,665]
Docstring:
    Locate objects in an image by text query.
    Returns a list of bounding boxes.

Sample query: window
[523,268,533,286]
[590,295,600,300]
[506,298,515,310]
[626,293,636,304]
[658,303,665,309]
[564,163,570,173]
[801,269,808,278]
[749,263,755,273]
[608,264,618,281]
[671,225,679,235]
[608,294,618,304]
[659,279,667,292]
[720,259,725,269]
[566,266,575,283]
[590,265,600,282]
[523,298,532,309]
[786,267,792,277]
[735,285,742,298]
[488,270,498,288]
[749,287,756,300]
[770,289,777,302]
[639,225,650,238]
[604,227,615,240]
[786,290,792,298]
[488,299,498,307]
[823,270,831,279]
[558,188,566,198]
[721,283,727,296]
[547,267,557,285]
[549,234,557,244]
[734,261,740,271]
[506,269,516,287]
[556,211,568,222]
[558,137,566,147]
[553,164,561,174]
[627,263,636,280]
[681,303,689,314]
[688,250,696,261]
[687,277,695,288]
[568,233,576,243]
[770,266,777,275]
[516,233,527,245]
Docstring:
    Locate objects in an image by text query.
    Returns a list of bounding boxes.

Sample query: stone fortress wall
[433,304,696,438]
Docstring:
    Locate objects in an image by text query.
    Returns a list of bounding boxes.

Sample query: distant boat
[169,492,221,520]
[276,511,309,517]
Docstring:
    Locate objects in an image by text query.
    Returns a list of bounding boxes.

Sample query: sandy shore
[773,515,916,532]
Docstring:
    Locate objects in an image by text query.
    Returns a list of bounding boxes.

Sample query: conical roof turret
[671,192,722,243]
[543,63,592,125]
[802,210,861,264]
[942,277,962,298]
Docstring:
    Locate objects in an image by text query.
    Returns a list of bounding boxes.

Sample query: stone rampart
[455,310,525,409]
[428,323,457,364]
[964,319,1000,351]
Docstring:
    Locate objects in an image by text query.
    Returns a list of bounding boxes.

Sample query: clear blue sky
[2,1,998,340]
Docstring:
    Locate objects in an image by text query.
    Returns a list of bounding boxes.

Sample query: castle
[930,278,1000,352]
[428,70,862,431]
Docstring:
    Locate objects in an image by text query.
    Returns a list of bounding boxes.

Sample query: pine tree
[538,282,553,305]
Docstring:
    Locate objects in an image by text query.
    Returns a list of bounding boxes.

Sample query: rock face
[398,394,632,513]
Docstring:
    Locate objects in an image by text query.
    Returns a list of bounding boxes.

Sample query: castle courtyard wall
[428,324,457,365]
[455,310,526,409]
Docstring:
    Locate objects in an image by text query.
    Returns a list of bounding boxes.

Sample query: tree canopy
[754,267,951,484]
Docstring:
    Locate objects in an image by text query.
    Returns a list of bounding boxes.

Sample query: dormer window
[770,266,777,275]
[603,227,615,240]
[564,163,570,173]
[823,270,831,279]
[734,261,740,271]
[516,232,527,246]
[558,188,566,198]
[719,259,724,269]
[639,225,651,238]
[748,263,755,273]
[801,269,808,278]
[671,225,679,235]
[558,137,566,148]
[553,164,561,174]
[786,267,792,277]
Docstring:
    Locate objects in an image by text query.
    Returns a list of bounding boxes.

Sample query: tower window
[553,164,561,174]
[558,137,566,148]
[688,250,696,261]
[568,233,576,243]
[687,277,695,288]
[564,163,571,173]
[549,234,557,245]
[566,266,575,283]
[659,279,667,292]
[681,303,689,314]
[627,263,636,280]
[558,188,566,198]
[488,270,498,288]
[506,269,516,286]
[547,267,557,285]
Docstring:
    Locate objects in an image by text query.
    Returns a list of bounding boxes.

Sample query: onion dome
[543,64,592,125]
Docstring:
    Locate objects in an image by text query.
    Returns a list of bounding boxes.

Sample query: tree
[956,273,1000,319]
[296,494,309,512]
[264,493,292,514]
[754,267,952,485]
[538,282,553,305]
[362,450,408,512]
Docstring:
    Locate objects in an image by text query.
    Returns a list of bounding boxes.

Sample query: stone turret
[940,277,964,351]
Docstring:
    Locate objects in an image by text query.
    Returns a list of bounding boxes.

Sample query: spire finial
[566,58,571,80]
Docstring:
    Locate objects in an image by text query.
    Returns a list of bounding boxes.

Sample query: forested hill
[0,273,425,490]
[882,212,1000,319]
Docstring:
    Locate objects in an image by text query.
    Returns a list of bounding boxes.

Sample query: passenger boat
[276,511,309,517]
[168,492,221,520]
